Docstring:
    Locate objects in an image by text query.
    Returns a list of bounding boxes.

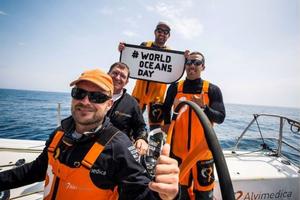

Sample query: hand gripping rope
[166,100,235,200]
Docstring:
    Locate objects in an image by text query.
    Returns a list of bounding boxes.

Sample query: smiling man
[0,69,180,200]
[107,62,148,156]
[119,21,171,130]
[162,52,226,200]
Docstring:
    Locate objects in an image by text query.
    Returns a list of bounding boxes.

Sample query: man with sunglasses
[0,69,180,199]
[107,62,148,156]
[162,52,226,200]
[118,21,171,131]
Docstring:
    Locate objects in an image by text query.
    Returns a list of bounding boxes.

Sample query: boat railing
[232,113,300,166]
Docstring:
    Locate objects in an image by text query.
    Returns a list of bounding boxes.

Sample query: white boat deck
[223,150,299,180]
[1,139,299,199]
[214,150,300,199]
[0,139,44,200]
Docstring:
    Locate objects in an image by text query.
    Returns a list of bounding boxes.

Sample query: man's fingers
[160,143,170,157]
[135,140,148,155]
[148,181,178,200]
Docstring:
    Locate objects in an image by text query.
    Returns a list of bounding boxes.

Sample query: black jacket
[0,117,160,199]
[163,78,226,124]
[107,89,148,142]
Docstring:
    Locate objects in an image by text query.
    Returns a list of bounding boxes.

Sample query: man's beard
[71,104,102,126]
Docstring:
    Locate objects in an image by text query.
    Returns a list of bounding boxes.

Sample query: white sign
[120,44,185,83]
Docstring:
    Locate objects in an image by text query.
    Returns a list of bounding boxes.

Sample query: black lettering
[138,70,155,77]
[154,54,160,61]
[143,70,149,77]
[138,69,144,75]
[149,53,154,60]
[154,63,161,70]
[161,63,167,71]
[166,55,171,63]
[167,64,172,72]
[139,61,144,68]
[149,61,154,69]
[144,61,154,69]
[141,52,149,59]
[149,70,154,77]
[159,54,165,62]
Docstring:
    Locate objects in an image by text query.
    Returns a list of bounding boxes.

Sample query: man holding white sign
[119,21,173,130]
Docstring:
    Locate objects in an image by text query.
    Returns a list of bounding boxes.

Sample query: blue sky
[0,0,299,108]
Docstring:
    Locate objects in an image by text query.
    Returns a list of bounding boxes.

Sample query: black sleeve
[0,131,58,191]
[131,98,148,142]
[163,83,178,124]
[111,134,159,199]
[205,84,226,124]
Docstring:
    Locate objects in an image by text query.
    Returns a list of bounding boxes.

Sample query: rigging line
[231,148,272,156]
[254,115,266,145]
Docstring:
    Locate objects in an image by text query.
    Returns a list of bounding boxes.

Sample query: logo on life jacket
[149,102,164,123]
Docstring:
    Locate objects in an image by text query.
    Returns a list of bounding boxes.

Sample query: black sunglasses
[71,88,111,104]
[155,28,170,35]
[186,59,203,66]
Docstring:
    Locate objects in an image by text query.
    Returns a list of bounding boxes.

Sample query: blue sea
[0,88,299,165]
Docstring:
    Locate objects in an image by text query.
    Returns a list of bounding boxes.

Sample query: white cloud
[0,10,7,15]
[122,30,138,37]
[124,17,140,27]
[145,1,203,40]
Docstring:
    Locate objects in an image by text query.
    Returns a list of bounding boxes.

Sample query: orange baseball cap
[70,69,113,96]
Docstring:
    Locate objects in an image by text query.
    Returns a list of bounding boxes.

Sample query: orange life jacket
[171,80,214,192]
[44,130,119,200]
[131,41,168,109]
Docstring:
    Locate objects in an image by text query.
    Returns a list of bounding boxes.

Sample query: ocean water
[0,88,299,165]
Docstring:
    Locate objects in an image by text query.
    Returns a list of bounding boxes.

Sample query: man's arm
[130,96,149,155]
[130,96,148,140]
[162,83,178,125]
[0,146,48,191]
[0,130,58,191]
[205,84,226,124]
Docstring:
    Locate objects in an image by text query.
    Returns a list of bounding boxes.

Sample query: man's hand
[173,98,181,110]
[135,139,148,155]
[184,50,190,58]
[149,144,179,200]
[118,42,125,52]
[192,94,205,108]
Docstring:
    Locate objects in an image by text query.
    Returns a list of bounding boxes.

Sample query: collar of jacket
[60,116,112,143]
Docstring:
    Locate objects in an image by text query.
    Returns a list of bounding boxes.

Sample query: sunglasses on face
[155,28,170,35]
[186,59,203,66]
[71,87,111,104]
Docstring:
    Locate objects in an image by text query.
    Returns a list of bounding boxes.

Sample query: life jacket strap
[82,127,120,169]
[48,131,64,153]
